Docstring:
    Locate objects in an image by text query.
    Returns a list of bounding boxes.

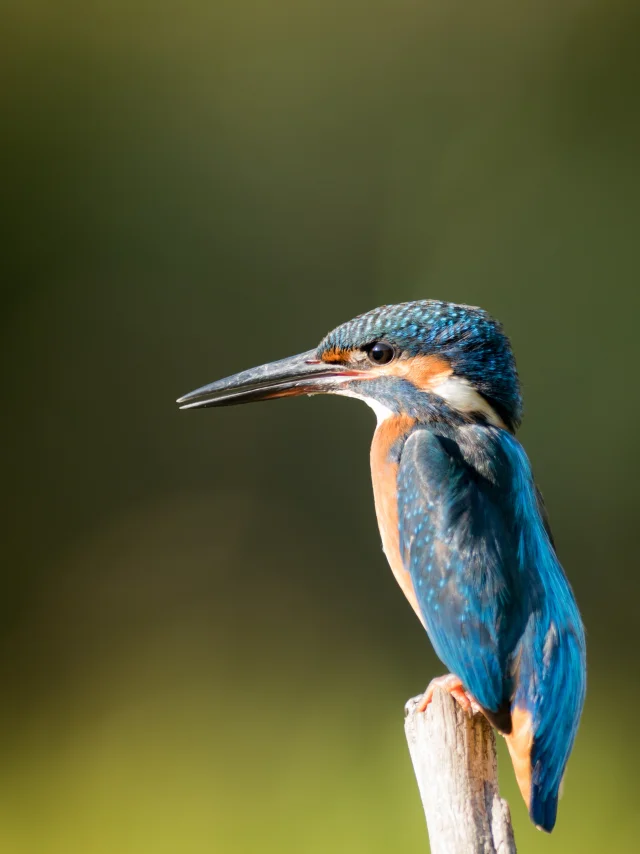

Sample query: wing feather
[397,427,534,719]
[397,426,586,831]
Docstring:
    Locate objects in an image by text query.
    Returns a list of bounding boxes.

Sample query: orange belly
[370,415,425,627]
[505,706,534,809]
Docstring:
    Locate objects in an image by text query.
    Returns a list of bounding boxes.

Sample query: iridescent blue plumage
[396,425,585,831]
[397,427,533,719]
[178,298,587,833]
[502,436,586,831]
[319,300,523,430]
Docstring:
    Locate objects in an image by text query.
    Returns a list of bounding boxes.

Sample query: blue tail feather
[524,608,586,831]
[530,789,558,834]
[504,435,587,832]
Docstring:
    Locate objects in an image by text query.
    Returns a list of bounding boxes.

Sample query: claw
[417,673,480,715]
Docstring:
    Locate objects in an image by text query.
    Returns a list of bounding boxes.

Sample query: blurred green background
[2,1,639,852]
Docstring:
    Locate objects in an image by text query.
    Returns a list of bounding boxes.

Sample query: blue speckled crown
[319,300,523,430]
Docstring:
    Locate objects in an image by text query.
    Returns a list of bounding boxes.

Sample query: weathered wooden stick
[404,689,516,854]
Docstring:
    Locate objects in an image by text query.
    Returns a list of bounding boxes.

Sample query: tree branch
[404,689,516,854]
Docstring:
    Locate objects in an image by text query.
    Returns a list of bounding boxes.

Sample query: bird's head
[178,300,522,431]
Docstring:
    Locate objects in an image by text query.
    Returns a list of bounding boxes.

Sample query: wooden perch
[404,689,516,854]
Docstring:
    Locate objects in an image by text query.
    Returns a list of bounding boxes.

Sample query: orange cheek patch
[374,354,452,389]
[405,354,453,389]
[321,346,353,363]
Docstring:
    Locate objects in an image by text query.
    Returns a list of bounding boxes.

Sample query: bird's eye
[367,342,395,365]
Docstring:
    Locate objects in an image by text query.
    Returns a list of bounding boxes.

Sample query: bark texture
[404,689,517,854]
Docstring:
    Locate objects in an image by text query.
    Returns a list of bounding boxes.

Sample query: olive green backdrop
[2,2,639,852]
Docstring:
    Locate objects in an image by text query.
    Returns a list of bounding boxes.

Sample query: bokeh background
[2,2,640,852]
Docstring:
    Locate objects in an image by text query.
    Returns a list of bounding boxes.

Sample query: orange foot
[416,673,481,715]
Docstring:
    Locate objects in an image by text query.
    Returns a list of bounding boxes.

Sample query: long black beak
[177,349,361,410]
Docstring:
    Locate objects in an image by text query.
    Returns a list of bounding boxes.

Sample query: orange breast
[370,415,425,627]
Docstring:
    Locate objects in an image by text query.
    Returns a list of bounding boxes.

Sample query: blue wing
[397,425,586,832]
[397,426,537,720]
[502,434,586,831]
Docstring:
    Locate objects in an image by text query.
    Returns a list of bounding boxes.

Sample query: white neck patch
[334,388,394,424]
[326,372,504,428]
[431,376,505,428]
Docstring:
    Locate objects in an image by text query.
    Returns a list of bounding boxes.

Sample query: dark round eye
[367,341,395,365]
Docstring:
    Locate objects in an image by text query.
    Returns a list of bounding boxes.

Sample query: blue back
[503,436,587,830]
[397,424,586,831]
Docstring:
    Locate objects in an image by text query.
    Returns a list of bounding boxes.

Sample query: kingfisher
[177,300,586,832]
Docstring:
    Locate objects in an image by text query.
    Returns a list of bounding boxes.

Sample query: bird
[177,299,586,833]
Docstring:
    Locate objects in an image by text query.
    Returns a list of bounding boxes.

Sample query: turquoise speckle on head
[317,299,523,431]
